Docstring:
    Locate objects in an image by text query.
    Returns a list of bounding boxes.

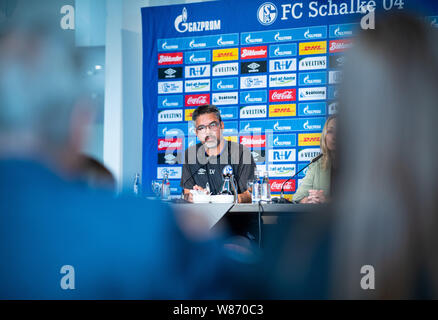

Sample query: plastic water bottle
[161,172,170,200]
[261,171,271,202]
[252,171,261,203]
[133,173,141,196]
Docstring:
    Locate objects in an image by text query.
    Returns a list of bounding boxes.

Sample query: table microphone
[272,153,323,203]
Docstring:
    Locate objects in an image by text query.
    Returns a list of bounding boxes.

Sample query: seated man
[181,104,255,203]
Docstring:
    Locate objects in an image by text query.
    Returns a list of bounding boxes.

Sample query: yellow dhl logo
[299,41,327,55]
[212,48,239,61]
[224,136,237,142]
[185,109,195,121]
[298,133,321,146]
[272,193,294,201]
[269,104,296,117]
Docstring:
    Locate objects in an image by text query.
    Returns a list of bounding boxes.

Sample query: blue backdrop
[141,0,438,198]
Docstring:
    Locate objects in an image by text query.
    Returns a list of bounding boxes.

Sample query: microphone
[272,153,323,204]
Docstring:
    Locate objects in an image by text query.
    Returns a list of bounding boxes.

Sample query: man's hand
[183,185,206,202]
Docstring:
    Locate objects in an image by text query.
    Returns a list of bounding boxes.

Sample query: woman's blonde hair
[320,115,336,170]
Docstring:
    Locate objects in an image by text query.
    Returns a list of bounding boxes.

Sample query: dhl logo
[298,133,321,146]
[269,104,296,117]
[299,41,327,55]
[272,193,294,201]
[224,136,237,142]
[185,109,195,121]
[212,48,239,61]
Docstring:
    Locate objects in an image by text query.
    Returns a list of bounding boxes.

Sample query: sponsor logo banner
[184,79,211,93]
[240,90,268,104]
[158,67,183,79]
[329,23,358,38]
[240,105,267,119]
[224,136,238,143]
[240,135,266,148]
[298,148,321,162]
[158,95,183,108]
[185,50,211,64]
[269,58,297,72]
[158,109,183,123]
[218,106,238,120]
[186,34,239,49]
[212,77,239,91]
[329,71,343,84]
[298,133,321,146]
[298,102,326,116]
[222,120,239,135]
[297,163,308,178]
[158,52,183,65]
[299,71,327,86]
[269,149,296,162]
[158,151,182,165]
[173,7,221,33]
[241,26,327,45]
[270,179,296,192]
[329,39,353,53]
[241,46,268,59]
[272,134,296,147]
[184,64,211,78]
[212,62,239,76]
[158,123,188,137]
[269,89,296,102]
[269,104,296,117]
[328,86,339,100]
[299,56,327,70]
[269,73,297,87]
[328,101,338,115]
[240,61,267,74]
[185,93,210,107]
[212,48,239,61]
[299,41,327,55]
[250,149,265,163]
[268,164,296,177]
[240,75,267,89]
[298,87,327,101]
[184,109,195,121]
[212,92,239,105]
[240,118,325,132]
[157,166,182,179]
[158,138,183,151]
[158,81,183,94]
[329,55,346,68]
[269,43,297,57]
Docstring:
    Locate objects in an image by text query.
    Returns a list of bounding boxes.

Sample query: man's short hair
[192,104,222,123]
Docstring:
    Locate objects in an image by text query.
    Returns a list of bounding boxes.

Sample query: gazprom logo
[304,29,322,39]
[174,7,221,33]
[303,120,321,130]
[161,41,178,50]
[257,2,278,26]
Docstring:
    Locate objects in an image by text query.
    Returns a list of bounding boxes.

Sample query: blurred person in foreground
[258,12,438,299]
[293,115,337,204]
[0,21,249,299]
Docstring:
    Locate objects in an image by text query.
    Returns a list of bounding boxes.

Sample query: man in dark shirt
[180,104,256,203]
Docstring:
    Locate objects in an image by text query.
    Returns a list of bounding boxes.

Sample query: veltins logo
[240,105,267,119]
[299,41,327,55]
[298,133,321,146]
[158,109,183,123]
[269,104,296,117]
[212,48,239,62]
[257,2,277,26]
[174,7,221,33]
[298,148,321,162]
[299,56,327,71]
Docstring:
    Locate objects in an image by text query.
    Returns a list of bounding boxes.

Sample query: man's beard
[203,135,219,149]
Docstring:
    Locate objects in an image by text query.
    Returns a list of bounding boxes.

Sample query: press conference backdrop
[141,0,438,198]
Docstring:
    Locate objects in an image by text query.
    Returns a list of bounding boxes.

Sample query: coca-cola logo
[158,53,183,65]
[270,89,296,102]
[270,179,296,192]
[185,94,210,106]
[158,138,183,150]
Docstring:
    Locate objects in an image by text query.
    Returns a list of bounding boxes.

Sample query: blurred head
[74,155,116,193]
[192,104,224,149]
[0,21,92,172]
[333,12,438,298]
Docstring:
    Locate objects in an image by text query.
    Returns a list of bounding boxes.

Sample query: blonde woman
[293,115,336,204]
